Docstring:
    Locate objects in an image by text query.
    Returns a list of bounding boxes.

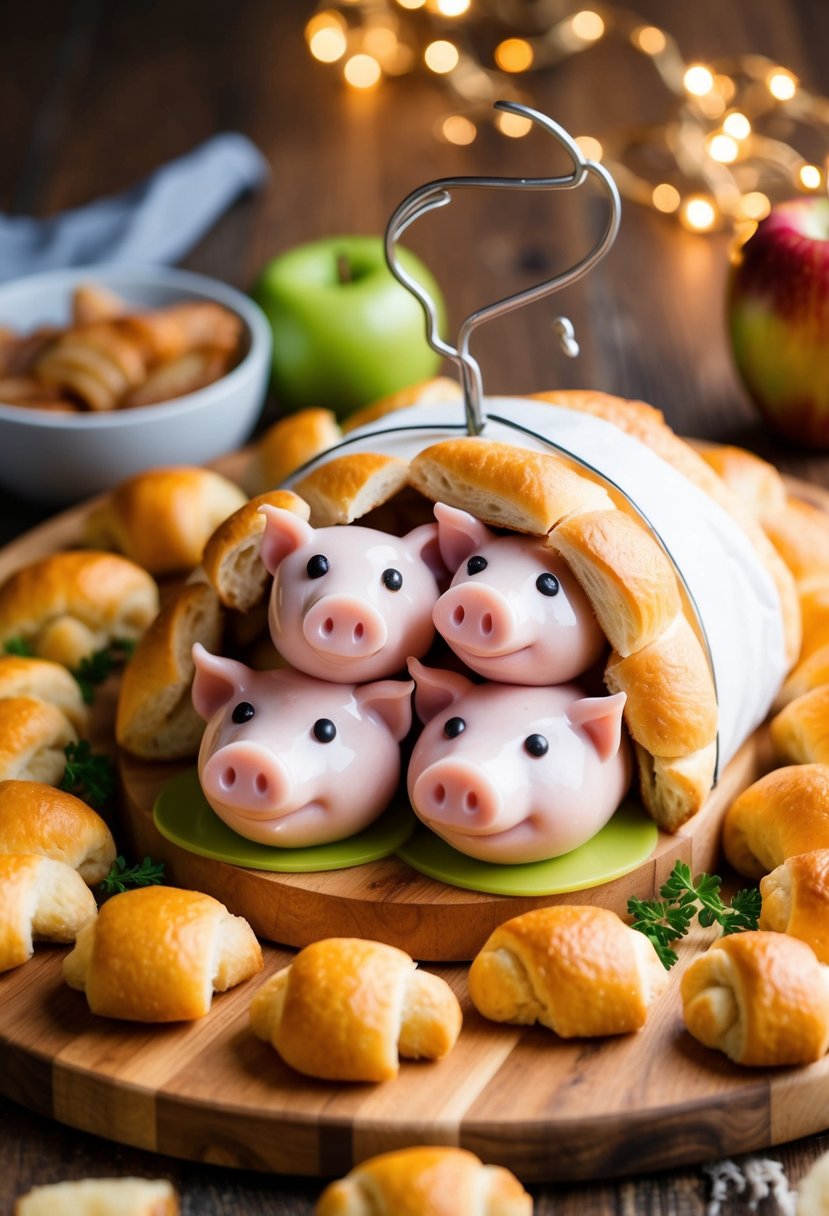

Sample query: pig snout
[201,743,291,815]
[411,759,504,832]
[302,595,388,659]
[433,583,519,656]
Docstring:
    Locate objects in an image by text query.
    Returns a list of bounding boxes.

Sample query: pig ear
[355,679,414,742]
[191,644,250,721]
[407,657,473,724]
[258,505,315,575]
[403,521,446,582]
[567,691,627,762]
[433,502,492,573]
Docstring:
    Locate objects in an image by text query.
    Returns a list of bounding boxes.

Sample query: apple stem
[336,253,352,285]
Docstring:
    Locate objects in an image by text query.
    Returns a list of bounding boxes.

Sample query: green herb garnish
[3,636,33,657]
[99,854,165,896]
[628,860,760,970]
[72,637,135,705]
[60,740,116,810]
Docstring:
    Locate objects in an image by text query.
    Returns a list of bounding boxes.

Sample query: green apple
[253,235,447,418]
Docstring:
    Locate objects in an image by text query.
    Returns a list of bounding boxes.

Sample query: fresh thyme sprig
[72,637,136,705]
[60,740,116,810]
[628,860,761,970]
[99,854,165,896]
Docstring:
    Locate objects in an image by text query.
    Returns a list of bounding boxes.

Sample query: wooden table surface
[2,0,829,1211]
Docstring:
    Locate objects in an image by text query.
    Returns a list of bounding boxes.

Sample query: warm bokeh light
[741,191,771,220]
[434,0,470,14]
[768,69,797,100]
[343,53,382,88]
[632,25,666,55]
[708,134,739,164]
[713,75,736,101]
[442,114,477,145]
[652,183,681,213]
[308,26,348,63]
[800,164,822,189]
[306,10,346,38]
[683,65,715,96]
[696,92,726,119]
[494,38,534,73]
[425,40,459,73]
[723,112,751,140]
[570,10,605,42]
[680,196,717,231]
[575,135,603,161]
[497,110,533,138]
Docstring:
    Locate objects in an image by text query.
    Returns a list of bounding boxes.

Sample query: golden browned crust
[694,442,788,523]
[770,685,829,764]
[723,764,829,879]
[201,489,310,612]
[0,696,77,785]
[0,780,115,884]
[765,499,829,585]
[0,655,88,732]
[292,451,411,526]
[760,850,829,964]
[340,375,463,434]
[0,854,97,973]
[250,408,342,493]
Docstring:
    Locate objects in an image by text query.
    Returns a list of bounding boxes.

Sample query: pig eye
[524,733,549,757]
[536,573,559,597]
[443,716,466,738]
[382,568,403,591]
[313,718,337,743]
[232,701,256,724]
[307,554,329,579]
[467,555,488,575]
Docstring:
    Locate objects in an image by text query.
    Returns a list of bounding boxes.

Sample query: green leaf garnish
[3,636,33,657]
[99,854,165,896]
[72,637,135,705]
[60,740,116,810]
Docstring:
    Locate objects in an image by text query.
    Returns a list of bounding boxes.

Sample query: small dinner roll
[0,780,115,884]
[0,654,88,731]
[250,407,342,493]
[63,886,262,1021]
[14,1177,179,1216]
[315,1147,532,1216]
[116,580,223,760]
[0,550,159,669]
[84,466,247,576]
[250,938,462,1082]
[292,451,411,526]
[340,374,464,434]
[760,850,829,963]
[201,489,310,612]
[681,931,829,1066]
[775,641,829,708]
[468,906,667,1038]
[723,765,829,880]
[770,686,829,764]
[0,854,97,973]
[0,696,77,785]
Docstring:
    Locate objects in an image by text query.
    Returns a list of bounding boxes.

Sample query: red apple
[727,198,829,448]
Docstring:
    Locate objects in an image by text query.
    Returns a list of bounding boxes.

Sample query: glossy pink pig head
[406,658,630,864]
[192,644,413,847]
[260,506,445,682]
[432,503,606,684]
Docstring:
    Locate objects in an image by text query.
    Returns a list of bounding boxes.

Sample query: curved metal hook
[384,100,621,435]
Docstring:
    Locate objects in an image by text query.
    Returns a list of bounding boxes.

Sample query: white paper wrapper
[284,397,787,771]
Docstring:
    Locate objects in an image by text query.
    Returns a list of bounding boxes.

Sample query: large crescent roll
[0,854,97,972]
[723,764,829,879]
[468,906,667,1037]
[0,780,115,884]
[63,886,263,1021]
[681,931,829,1066]
[0,696,77,785]
[315,1146,532,1216]
[759,850,829,963]
[250,938,462,1082]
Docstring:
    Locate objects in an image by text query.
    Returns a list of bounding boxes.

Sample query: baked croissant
[14,1177,179,1216]
[0,780,115,884]
[249,407,341,493]
[250,938,462,1081]
[315,1147,532,1216]
[0,654,88,732]
[0,854,97,972]
[723,764,829,879]
[770,686,829,764]
[759,850,829,963]
[468,905,667,1037]
[0,696,77,785]
[63,886,262,1021]
[35,321,147,412]
[681,931,829,1066]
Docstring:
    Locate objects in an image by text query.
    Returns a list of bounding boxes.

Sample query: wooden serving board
[0,464,827,1181]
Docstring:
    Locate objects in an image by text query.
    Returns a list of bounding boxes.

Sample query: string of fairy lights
[305,0,829,234]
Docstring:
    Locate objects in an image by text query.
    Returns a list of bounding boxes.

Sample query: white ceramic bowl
[0,265,272,504]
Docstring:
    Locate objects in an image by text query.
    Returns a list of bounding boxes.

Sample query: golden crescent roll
[724,765,829,879]
[250,938,462,1082]
[0,696,77,785]
[292,451,411,526]
[340,374,464,434]
[0,654,88,732]
[764,499,829,585]
[0,551,159,669]
[250,407,342,493]
[468,906,667,1037]
[35,322,147,411]
[681,931,829,1066]
[0,780,115,883]
[71,282,127,326]
[15,1178,179,1216]
[63,886,263,1022]
[201,489,310,612]
[798,581,829,661]
[775,641,829,709]
[0,854,97,972]
[116,580,223,760]
[84,466,247,576]
[760,850,829,963]
[695,442,788,523]
[770,686,829,764]
[315,1147,532,1216]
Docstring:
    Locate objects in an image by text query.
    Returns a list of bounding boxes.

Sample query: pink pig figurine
[192,644,413,847]
[407,659,630,864]
[432,502,606,684]
[260,506,445,683]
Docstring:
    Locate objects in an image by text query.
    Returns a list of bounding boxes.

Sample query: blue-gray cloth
[0,132,268,281]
